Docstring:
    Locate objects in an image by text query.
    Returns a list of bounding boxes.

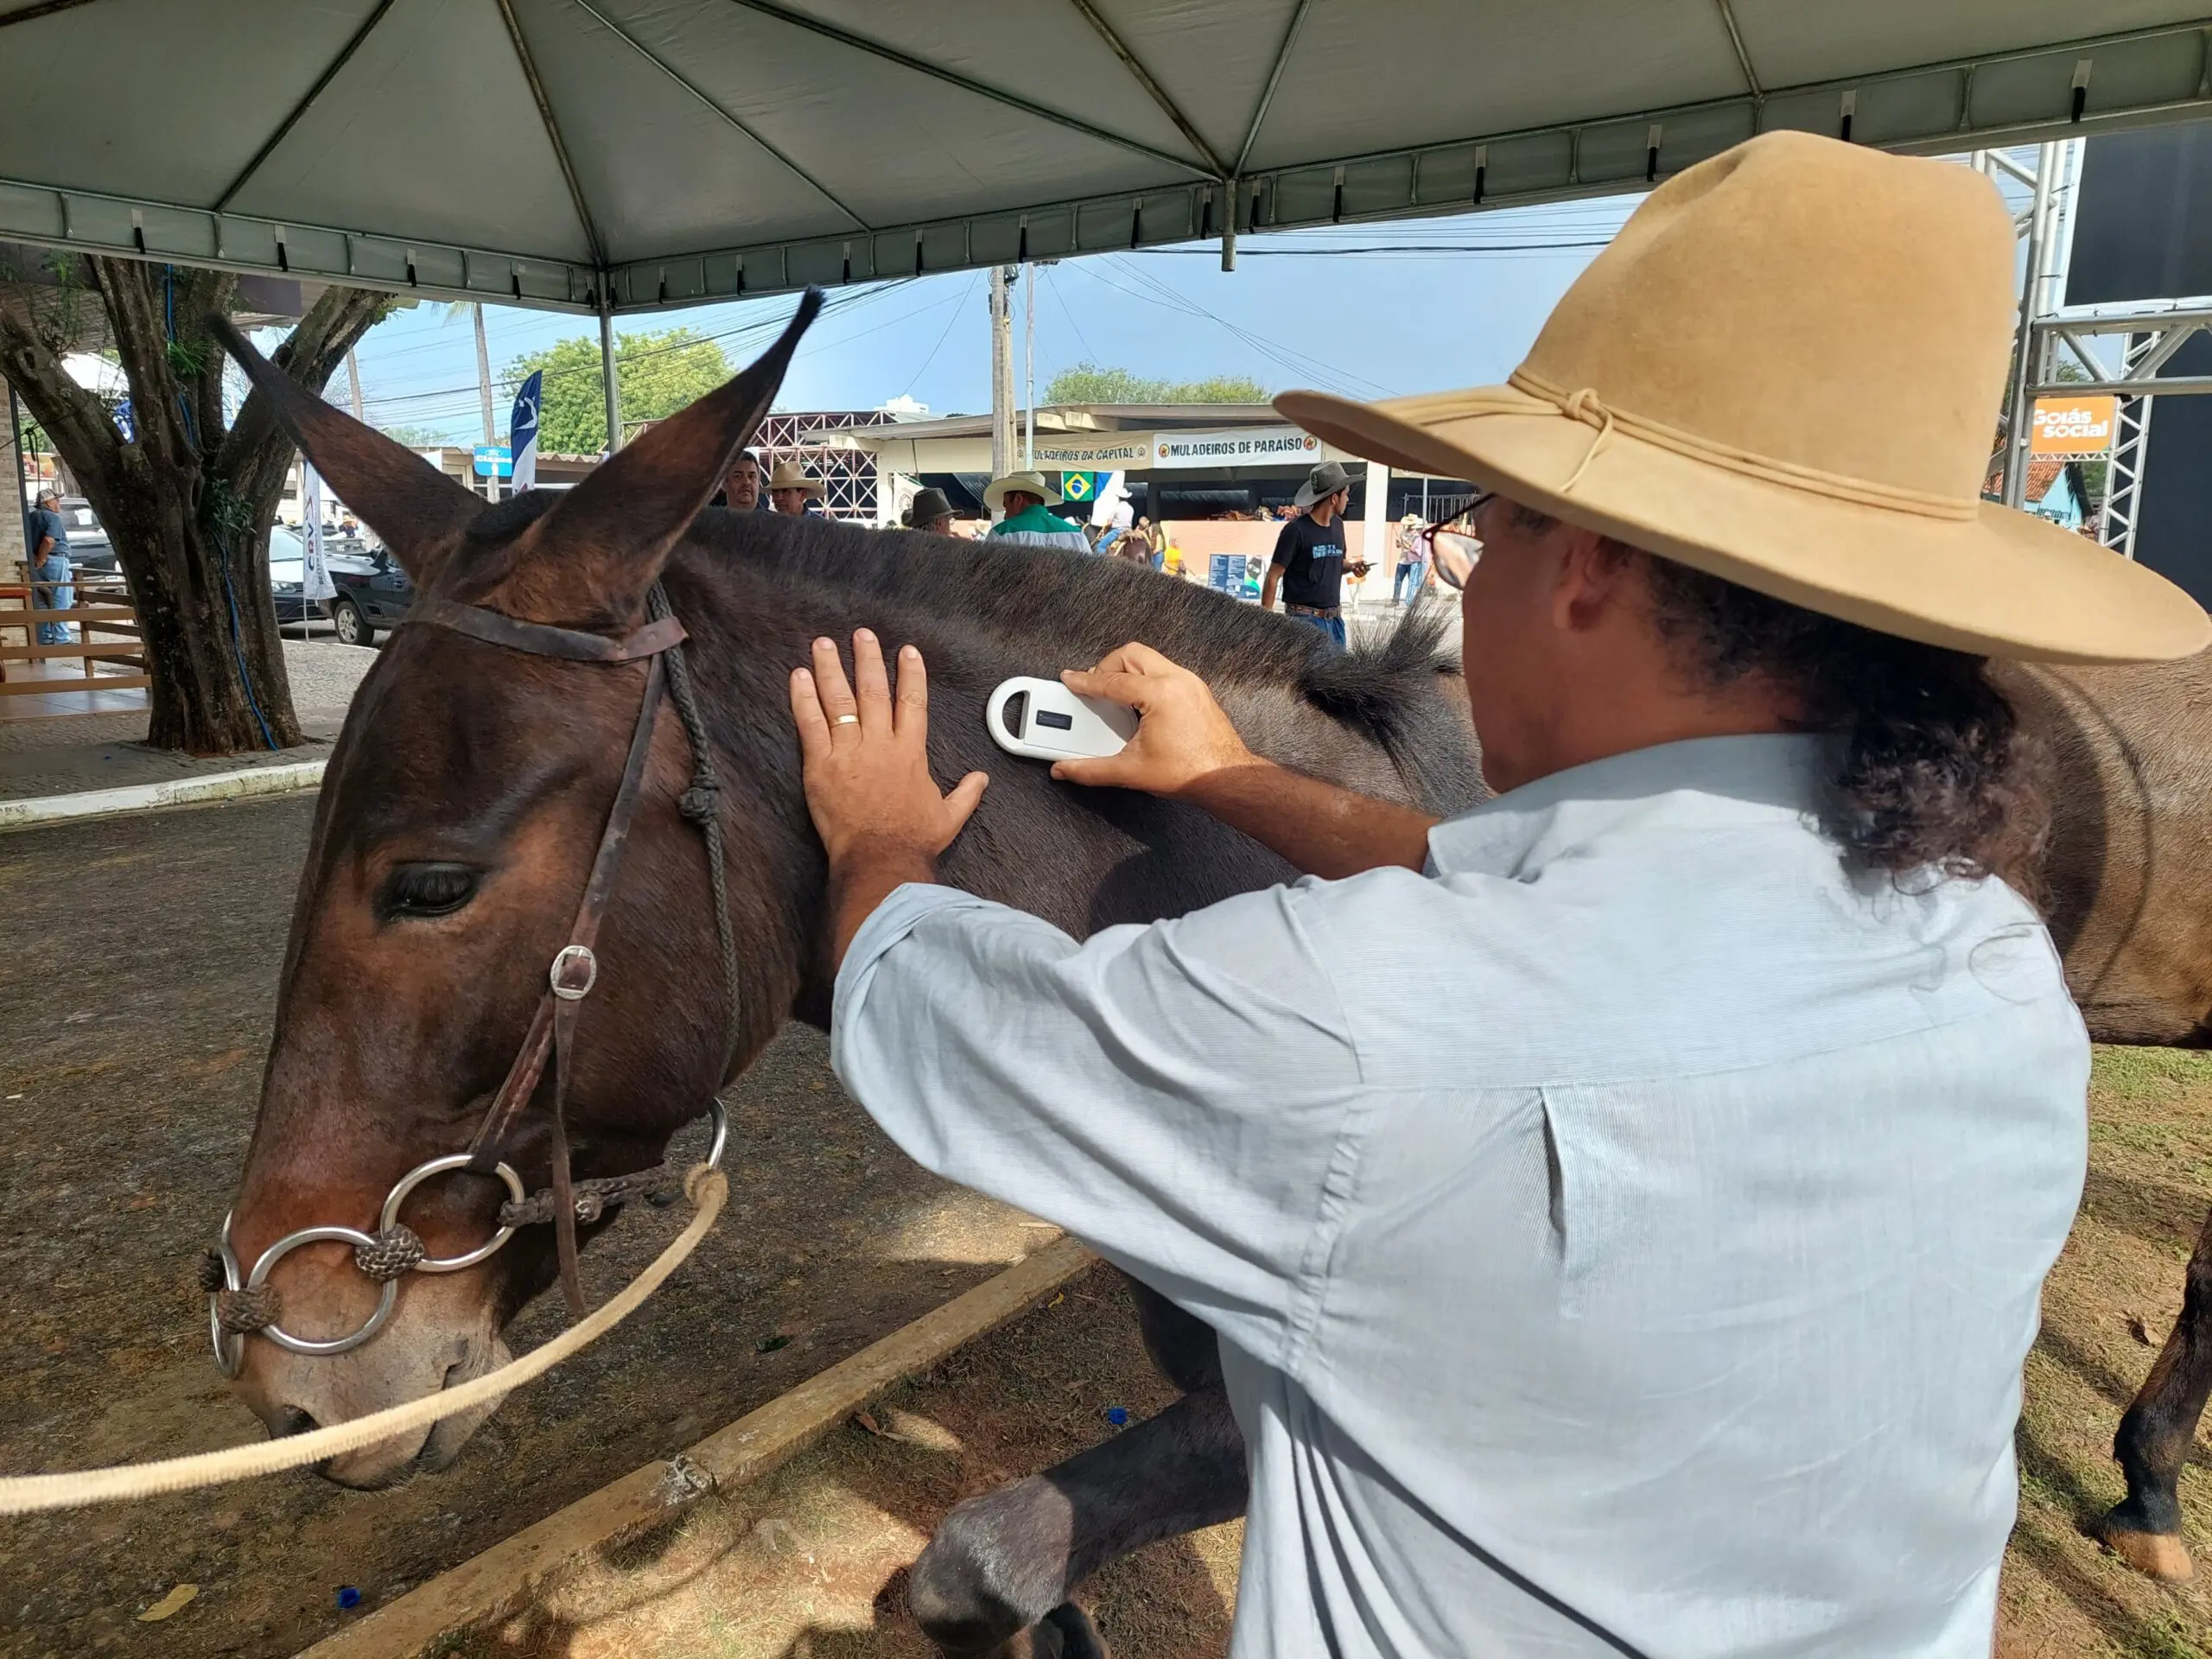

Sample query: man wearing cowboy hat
[788,132,2209,1655]
[982,471,1090,554]
[1261,460,1370,646]
[767,460,823,517]
[903,486,958,537]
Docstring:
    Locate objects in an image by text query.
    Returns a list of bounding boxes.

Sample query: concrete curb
[302,1236,1095,1659]
[0,760,325,832]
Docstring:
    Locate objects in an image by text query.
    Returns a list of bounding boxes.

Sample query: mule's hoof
[2105,1525,2194,1582]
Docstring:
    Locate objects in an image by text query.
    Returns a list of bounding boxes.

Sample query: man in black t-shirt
[1262,461,1369,648]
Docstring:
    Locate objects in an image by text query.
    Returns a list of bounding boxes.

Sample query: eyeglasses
[1416,492,1491,590]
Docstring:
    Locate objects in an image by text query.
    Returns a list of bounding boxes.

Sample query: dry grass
[2000,1049,2212,1658]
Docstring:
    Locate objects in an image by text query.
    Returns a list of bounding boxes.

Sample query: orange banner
[2030,396,2118,456]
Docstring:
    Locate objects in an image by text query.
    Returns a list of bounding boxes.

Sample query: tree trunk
[0,256,391,753]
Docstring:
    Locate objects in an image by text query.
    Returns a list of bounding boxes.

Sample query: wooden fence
[0,573,149,699]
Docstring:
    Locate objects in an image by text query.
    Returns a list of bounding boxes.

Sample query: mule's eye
[378,862,480,919]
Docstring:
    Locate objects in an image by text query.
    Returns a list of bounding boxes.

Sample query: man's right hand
[1053,643,1257,797]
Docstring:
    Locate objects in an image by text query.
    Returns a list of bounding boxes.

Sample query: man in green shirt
[984,471,1090,553]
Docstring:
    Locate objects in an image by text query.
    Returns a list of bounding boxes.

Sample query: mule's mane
[684,506,1459,747]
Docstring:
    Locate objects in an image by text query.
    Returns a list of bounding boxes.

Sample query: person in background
[904,486,958,536]
[27,486,73,647]
[983,472,1090,553]
[1262,460,1370,648]
[768,461,823,517]
[1395,512,1431,608]
[713,451,764,512]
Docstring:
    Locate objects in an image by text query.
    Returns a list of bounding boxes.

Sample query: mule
[213,304,1479,1649]
[214,305,2212,1643]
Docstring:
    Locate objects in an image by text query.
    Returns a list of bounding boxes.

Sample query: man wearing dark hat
[904,486,957,537]
[1261,461,1369,646]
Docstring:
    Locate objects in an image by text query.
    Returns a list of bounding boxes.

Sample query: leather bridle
[206,580,744,1369]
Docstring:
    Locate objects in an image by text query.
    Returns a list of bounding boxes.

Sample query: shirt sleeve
[830,881,1365,1364]
[1270,520,1299,569]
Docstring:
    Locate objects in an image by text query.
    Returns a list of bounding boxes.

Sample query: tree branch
[0,294,124,483]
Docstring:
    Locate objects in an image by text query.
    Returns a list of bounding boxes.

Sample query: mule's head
[213,296,819,1484]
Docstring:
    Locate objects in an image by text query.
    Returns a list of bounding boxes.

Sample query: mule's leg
[908,1382,1248,1655]
[2105,1201,2212,1580]
[1126,1274,1224,1394]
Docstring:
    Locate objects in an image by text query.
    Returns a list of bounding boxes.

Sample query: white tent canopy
[3,1,2210,315]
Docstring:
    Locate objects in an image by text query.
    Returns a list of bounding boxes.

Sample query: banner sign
[1150,427,1321,469]
[2030,396,2119,456]
[509,370,543,491]
[301,465,335,605]
[1029,435,1153,468]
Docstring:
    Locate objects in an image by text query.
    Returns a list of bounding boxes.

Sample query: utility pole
[345,348,366,422]
[473,302,497,501]
[1022,261,1037,470]
[988,265,1016,486]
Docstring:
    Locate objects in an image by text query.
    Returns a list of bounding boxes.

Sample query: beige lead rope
[0,1166,726,1516]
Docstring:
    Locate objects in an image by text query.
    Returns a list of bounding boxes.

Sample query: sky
[341,194,1645,442]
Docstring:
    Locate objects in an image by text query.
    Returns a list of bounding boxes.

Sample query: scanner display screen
[1033,709,1074,731]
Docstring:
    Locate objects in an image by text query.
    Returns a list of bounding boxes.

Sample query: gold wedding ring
[835,714,860,725]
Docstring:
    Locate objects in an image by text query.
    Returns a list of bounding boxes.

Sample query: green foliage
[1043,362,1270,405]
[164,337,209,381]
[377,423,448,448]
[505,327,734,454]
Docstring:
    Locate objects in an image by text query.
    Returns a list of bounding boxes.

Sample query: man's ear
[208,315,485,585]
[474,290,823,628]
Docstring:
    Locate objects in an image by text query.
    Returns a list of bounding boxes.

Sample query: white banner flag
[301,465,335,606]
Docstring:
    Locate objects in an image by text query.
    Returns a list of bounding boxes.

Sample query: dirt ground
[12,790,2212,1658]
[0,797,1038,1658]
[1999,1048,2212,1659]
[439,1047,2212,1659]
[441,1265,1240,1659]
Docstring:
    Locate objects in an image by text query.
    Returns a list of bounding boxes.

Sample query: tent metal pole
[2001,142,2058,510]
[1022,263,1035,470]
[599,294,623,452]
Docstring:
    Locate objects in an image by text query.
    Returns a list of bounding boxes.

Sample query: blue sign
[473,444,513,479]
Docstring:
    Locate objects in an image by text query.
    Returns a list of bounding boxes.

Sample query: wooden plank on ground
[299,1234,1094,1659]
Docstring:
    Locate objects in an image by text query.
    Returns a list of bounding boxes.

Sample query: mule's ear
[209,315,484,582]
[492,289,823,626]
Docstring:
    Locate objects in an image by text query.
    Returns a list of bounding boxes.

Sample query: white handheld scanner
[987,676,1138,763]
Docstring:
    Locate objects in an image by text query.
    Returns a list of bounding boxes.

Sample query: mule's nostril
[271,1406,319,1439]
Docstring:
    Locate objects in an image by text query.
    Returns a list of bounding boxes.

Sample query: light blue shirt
[832,735,2088,1656]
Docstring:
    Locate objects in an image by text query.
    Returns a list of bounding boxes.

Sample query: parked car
[268,526,414,644]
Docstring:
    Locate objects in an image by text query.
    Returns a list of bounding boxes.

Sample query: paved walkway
[0,639,375,802]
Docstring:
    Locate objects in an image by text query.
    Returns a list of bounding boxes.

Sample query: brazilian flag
[1060,471,1098,504]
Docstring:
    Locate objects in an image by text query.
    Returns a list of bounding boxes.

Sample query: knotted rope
[0,1166,725,1516]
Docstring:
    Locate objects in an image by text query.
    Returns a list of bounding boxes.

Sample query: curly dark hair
[1636,551,2049,899]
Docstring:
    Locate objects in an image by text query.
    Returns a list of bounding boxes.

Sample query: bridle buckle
[550,944,599,1000]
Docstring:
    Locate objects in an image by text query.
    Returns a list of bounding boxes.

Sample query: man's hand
[790,630,987,968]
[1056,641,1440,879]
[1053,643,1257,796]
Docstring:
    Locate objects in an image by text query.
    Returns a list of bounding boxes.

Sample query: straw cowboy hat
[1291,461,1353,512]
[767,460,822,497]
[1277,131,2208,664]
[982,471,1062,511]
